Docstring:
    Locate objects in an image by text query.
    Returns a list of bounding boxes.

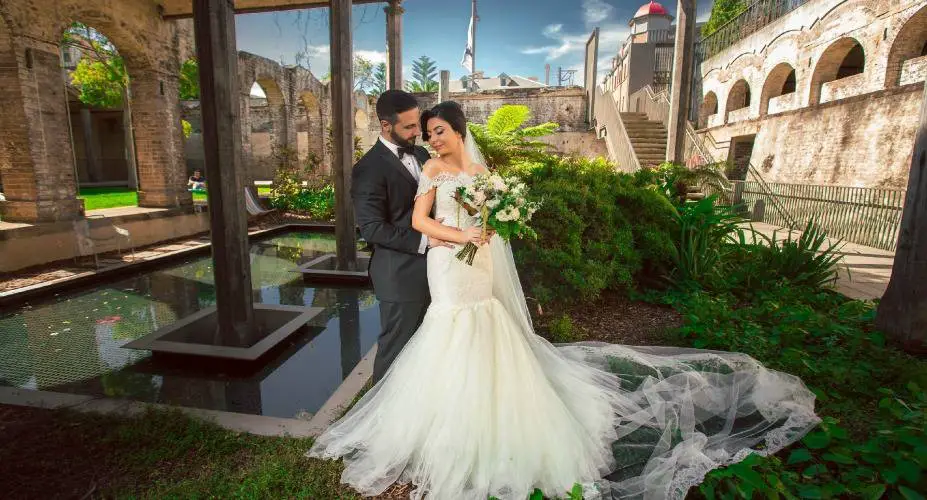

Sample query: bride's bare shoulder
[423,159,460,179]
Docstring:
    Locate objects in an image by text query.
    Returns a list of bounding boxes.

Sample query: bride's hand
[458,227,483,244]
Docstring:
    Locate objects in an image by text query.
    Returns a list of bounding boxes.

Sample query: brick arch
[885,3,927,87]
[809,37,866,105]
[52,10,155,75]
[760,62,797,116]
[253,76,286,107]
[698,91,718,129]
[298,90,325,172]
[725,79,751,122]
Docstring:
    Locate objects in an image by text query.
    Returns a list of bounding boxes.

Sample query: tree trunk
[875,82,927,356]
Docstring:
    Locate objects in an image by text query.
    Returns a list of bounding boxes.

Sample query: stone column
[80,106,103,183]
[0,33,82,222]
[666,0,696,164]
[385,0,404,90]
[132,72,193,209]
[439,70,450,102]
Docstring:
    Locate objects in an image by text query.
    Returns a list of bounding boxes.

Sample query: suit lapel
[375,141,418,188]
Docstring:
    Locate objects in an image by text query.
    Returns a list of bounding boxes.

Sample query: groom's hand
[428,236,454,249]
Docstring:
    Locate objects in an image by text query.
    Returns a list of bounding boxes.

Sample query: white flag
[461,11,474,73]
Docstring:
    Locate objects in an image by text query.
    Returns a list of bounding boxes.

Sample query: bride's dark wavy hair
[421,101,468,142]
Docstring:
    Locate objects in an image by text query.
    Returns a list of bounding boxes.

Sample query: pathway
[747,222,893,301]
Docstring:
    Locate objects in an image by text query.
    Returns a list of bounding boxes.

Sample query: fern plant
[468,105,558,171]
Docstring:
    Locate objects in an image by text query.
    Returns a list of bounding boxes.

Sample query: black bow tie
[398,145,416,159]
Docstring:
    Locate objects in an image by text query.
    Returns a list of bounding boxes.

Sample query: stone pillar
[132,72,193,209]
[385,0,404,90]
[239,90,253,181]
[80,106,103,183]
[0,32,82,223]
[666,0,696,164]
[439,70,450,102]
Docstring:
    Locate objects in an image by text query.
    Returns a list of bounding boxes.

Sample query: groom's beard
[390,130,416,149]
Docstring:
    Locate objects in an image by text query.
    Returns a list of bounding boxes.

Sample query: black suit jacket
[352,140,431,303]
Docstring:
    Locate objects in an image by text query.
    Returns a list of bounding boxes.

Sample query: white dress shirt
[379,136,428,254]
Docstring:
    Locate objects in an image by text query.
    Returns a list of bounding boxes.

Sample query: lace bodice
[415,171,480,230]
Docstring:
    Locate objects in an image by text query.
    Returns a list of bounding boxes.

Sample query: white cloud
[583,0,614,25]
[523,21,628,66]
[355,49,387,65]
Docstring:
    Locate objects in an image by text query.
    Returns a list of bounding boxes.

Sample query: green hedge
[511,156,676,304]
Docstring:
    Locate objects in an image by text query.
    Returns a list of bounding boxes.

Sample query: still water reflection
[0,232,379,419]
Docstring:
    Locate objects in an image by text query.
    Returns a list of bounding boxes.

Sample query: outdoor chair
[72,215,134,269]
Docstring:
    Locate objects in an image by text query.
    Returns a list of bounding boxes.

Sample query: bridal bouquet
[453,172,541,265]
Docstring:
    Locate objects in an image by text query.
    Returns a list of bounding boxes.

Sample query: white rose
[491,175,507,191]
[486,198,501,209]
[472,191,487,206]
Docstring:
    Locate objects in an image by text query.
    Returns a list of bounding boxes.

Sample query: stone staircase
[620,112,667,168]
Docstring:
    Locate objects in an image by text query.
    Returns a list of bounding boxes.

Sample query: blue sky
[235,0,713,92]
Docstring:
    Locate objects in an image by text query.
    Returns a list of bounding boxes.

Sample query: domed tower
[629,1,673,39]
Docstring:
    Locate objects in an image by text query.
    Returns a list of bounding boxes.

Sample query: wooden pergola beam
[159,0,383,19]
[192,0,255,341]
[331,0,358,271]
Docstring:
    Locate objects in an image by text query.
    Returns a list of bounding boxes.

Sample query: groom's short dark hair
[376,90,419,125]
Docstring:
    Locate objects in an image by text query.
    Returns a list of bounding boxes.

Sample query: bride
[308,102,819,500]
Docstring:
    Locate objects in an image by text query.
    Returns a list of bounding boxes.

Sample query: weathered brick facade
[696,0,927,188]
[0,0,194,222]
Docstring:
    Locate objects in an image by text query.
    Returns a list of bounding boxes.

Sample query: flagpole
[471,0,477,83]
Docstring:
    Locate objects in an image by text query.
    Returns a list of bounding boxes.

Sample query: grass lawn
[0,405,359,499]
[78,187,138,211]
[77,186,268,211]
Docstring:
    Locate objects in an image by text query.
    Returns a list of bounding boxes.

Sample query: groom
[352,90,451,383]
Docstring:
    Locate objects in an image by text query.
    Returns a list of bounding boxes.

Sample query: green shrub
[656,286,927,498]
[469,104,558,171]
[547,314,581,343]
[669,195,747,288]
[512,155,676,304]
[632,162,731,206]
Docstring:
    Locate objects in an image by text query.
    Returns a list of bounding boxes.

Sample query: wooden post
[385,0,404,90]
[193,0,255,341]
[876,81,927,355]
[666,0,696,164]
[439,70,450,102]
[332,0,358,271]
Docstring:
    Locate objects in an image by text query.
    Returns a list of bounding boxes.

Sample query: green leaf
[900,486,926,500]
[797,485,823,499]
[822,453,856,465]
[859,484,886,500]
[802,464,828,478]
[804,432,831,450]
[787,448,813,465]
[486,105,531,136]
[529,488,543,500]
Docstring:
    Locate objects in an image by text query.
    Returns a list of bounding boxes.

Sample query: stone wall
[694,0,927,187]
[410,87,588,132]
[361,87,604,160]
[699,82,922,188]
[0,0,193,222]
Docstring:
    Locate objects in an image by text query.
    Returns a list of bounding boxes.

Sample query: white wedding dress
[308,169,820,500]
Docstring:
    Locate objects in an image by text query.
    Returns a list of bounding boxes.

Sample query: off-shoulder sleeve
[415,172,437,199]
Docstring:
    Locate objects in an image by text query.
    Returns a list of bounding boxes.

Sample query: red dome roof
[634,1,669,18]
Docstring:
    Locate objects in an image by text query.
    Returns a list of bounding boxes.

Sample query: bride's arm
[412,166,482,245]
